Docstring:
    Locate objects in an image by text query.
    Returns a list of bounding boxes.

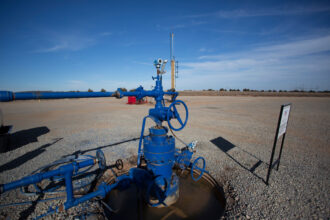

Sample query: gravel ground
[0,96,329,219]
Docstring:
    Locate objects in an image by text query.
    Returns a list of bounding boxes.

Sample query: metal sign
[266,103,292,185]
[278,105,291,139]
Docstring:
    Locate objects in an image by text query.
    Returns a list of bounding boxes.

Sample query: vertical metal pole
[170,33,175,90]
[266,105,283,185]
[171,60,175,90]
[170,33,173,60]
[276,133,286,171]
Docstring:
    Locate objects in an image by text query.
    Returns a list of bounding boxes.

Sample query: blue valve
[167,100,189,131]
[191,157,208,181]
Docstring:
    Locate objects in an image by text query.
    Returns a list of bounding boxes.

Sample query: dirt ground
[0,96,329,219]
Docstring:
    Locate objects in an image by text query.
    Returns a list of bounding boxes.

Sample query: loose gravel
[0,96,329,219]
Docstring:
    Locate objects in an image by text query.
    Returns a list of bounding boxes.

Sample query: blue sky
[0,0,330,92]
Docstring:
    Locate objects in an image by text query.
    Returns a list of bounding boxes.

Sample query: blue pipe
[0,159,95,193]
[63,168,150,210]
[0,59,201,214]
[0,91,114,102]
[0,90,177,102]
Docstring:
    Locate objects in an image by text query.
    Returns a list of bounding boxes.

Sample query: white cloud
[255,35,330,57]
[187,5,330,19]
[65,80,88,90]
[157,20,208,31]
[199,47,214,53]
[132,61,151,65]
[34,30,112,53]
[35,34,95,53]
[178,35,330,90]
[100,32,112,37]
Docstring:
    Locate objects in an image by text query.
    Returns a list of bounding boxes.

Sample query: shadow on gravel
[18,193,43,220]
[0,138,62,173]
[4,126,50,152]
[18,162,108,219]
[64,137,140,157]
[210,137,267,184]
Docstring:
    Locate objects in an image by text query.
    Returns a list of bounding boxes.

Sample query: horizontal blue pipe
[0,90,178,102]
[1,159,95,193]
[0,91,115,102]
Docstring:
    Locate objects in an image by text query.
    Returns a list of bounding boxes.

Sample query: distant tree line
[18,88,329,93]
[86,88,127,92]
[216,88,329,93]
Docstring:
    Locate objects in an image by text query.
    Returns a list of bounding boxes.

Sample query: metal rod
[170,33,174,60]
[276,130,286,170]
[266,105,283,185]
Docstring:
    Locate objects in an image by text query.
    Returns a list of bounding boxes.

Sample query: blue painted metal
[0,91,14,102]
[167,100,188,131]
[191,157,208,181]
[143,126,179,205]
[0,58,207,215]
[0,91,115,102]
[0,91,114,102]
[0,155,96,207]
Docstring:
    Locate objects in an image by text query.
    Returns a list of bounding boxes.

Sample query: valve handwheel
[167,100,189,131]
[115,159,124,170]
[191,157,207,181]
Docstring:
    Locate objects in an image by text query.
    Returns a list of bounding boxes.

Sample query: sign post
[266,104,291,185]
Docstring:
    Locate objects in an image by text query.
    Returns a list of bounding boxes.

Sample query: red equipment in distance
[127,96,148,104]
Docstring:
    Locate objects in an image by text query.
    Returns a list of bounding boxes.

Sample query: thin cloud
[35,34,95,53]
[157,20,208,31]
[132,61,151,65]
[179,35,330,90]
[199,35,330,60]
[255,35,330,57]
[199,47,214,53]
[100,32,112,37]
[187,5,330,19]
[34,30,112,53]
[65,80,88,90]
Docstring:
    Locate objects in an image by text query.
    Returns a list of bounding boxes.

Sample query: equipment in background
[0,58,208,219]
[127,96,148,104]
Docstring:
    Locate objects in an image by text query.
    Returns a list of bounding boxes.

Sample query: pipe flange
[96,150,106,170]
